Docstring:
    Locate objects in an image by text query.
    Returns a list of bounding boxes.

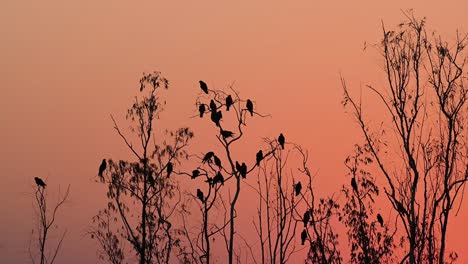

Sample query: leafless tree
[342,12,468,264]
[90,71,194,264]
[29,181,70,264]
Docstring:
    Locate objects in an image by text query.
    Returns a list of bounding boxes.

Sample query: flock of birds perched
[32,80,385,250]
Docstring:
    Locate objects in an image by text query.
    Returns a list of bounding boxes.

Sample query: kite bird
[221,130,234,139]
[351,177,358,193]
[199,80,208,94]
[192,169,201,179]
[211,110,222,127]
[225,95,233,111]
[197,189,204,202]
[246,99,253,116]
[98,159,107,177]
[166,162,173,177]
[302,210,311,227]
[295,181,302,196]
[278,133,285,149]
[213,171,224,185]
[198,104,206,118]
[209,100,217,113]
[377,213,384,227]
[301,229,307,245]
[256,150,264,166]
[34,177,46,188]
[213,155,222,168]
[236,161,247,178]
[202,152,215,163]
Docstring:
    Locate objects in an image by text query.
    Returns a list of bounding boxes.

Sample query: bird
[295,181,302,196]
[197,189,204,202]
[34,177,46,188]
[377,213,384,227]
[209,100,217,113]
[278,133,285,149]
[98,159,107,177]
[198,104,206,118]
[213,171,224,185]
[199,80,208,94]
[202,152,215,163]
[221,130,234,138]
[395,201,407,215]
[213,155,222,168]
[225,95,233,111]
[256,150,264,166]
[302,210,310,227]
[246,99,253,116]
[351,177,358,193]
[211,110,222,127]
[301,229,307,245]
[240,162,247,178]
[192,169,201,179]
[236,161,241,173]
[166,162,173,177]
[148,171,155,186]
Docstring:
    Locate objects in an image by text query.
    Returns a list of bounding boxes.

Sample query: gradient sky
[1,1,467,263]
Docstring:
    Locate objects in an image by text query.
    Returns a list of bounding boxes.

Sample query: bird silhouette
[34,177,46,188]
[302,210,310,227]
[221,130,234,138]
[225,95,233,111]
[295,181,302,196]
[202,152,215,163]
[148,171,155,186]
[199,104,206,118]
[199,80,208,94]
[301,229,307,245]
[395,201,407,214]
[98,159,107,177]
[209,100,217,113]
[246,99,253,116]
[278,133,285,149]
[211,110,222,127]
[240,163,247,178]
[256,150,264,166]
[377,213,384,227]
[197,189,204,202]
[166,162,173,177]
[213,155,222,168]
[213,171,224,185]
[351,177,358,193]
[192,169,201,179]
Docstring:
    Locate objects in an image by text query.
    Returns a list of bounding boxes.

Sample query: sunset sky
[1,1,467,263]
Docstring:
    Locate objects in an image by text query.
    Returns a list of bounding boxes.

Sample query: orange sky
[1,1,467,263]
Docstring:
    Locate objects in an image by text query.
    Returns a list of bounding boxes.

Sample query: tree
[342,12,468,263]
[29,179,70,264]
[90,71,194,264]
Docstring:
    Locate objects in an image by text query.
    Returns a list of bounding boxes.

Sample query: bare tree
[29,179,70,264]
[342,12,468,264]
[91,71,194,264]
[340,144,395,263]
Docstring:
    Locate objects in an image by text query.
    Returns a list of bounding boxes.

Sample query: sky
[1,0,467,263]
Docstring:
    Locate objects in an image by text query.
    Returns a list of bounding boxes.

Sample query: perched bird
[202,152,215,163]
[278,133,285,149]
[246,99,253,116]
[221,130,234,138]
[225,95,233,111]
[211,110,222,127]
[98,159,107,177]
[240,162,247,178]
[34,177,46,188]
[209,100,217,113]
[302,210,310,227]
[295,181,302,196]
[351,177,358,193]
[213,171,224,185]
[377,213,384,227]
[192,169,201,179]
[199,80,208,94]
[197,189,204,202]
[256,150,264,166]
[148,171,155,186]
[236,161,241,173]
[166,162,173,177]
[395,201,407,215]
[199,104,206,118]
[213,155,222,168]
[301,229,307,245]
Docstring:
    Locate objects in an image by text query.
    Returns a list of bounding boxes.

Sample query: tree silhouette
[29,180,70,264]
[342,12,468,264]
[91,71,194,264]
